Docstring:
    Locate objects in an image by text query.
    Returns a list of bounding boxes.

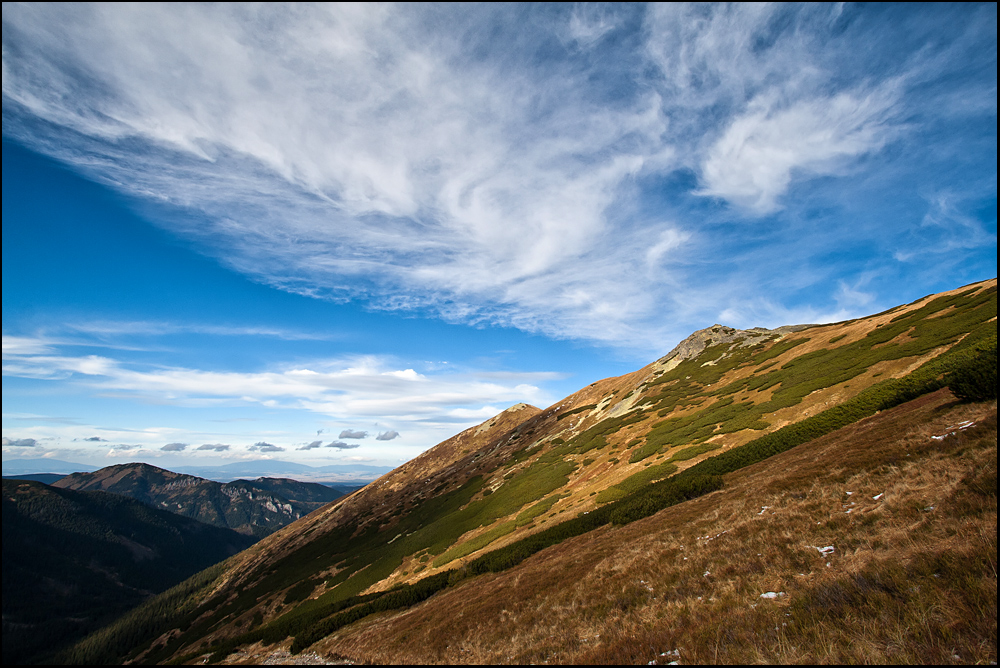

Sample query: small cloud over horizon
[249,441,285,453]
[298,440,323,451]
[2,437,38,447]
[339,430,368,439]
[326,441,360,450]
[161,442,188,451]
[375,430,400,441]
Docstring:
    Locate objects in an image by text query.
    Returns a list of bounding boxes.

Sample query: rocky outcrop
[655,323,814,367]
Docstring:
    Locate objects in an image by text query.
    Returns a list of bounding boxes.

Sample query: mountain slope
[307,388,997,664]
[67,279,996,665]
[54,463,344,538]
[1,480,254,665]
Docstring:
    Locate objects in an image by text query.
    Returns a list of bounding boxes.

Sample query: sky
[2,3,996,473]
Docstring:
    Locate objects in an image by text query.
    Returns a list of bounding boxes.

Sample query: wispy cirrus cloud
[63,320,337,342]
[698,88,902,214]
[893,192,997,262]
[2,4,994,352]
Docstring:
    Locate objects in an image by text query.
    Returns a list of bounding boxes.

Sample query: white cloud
[2,336,56,356]
[699,89,901,214]
[2,336,554,430]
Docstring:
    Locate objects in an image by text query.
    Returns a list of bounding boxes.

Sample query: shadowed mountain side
[1,480,254,665]
[54,464,345,538]
[2,473,67,485]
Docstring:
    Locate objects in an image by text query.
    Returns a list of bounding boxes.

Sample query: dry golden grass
[300,390,996,665]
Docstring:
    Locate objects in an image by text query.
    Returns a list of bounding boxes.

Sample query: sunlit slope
[310,388,997,664]
[67,279,995,664]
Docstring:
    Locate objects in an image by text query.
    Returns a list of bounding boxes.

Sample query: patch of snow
[873,492,884,500]
[759,591,785,599]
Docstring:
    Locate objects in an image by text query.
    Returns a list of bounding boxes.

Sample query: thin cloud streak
[64,320,339,341]
[2,336,555,425]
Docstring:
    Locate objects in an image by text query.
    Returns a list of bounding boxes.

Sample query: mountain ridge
[54,463,346,538]
[63,278,997,665]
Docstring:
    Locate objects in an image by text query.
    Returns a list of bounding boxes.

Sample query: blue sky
[2,3,996,472]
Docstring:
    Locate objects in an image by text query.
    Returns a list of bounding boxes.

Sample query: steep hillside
[1,480,254,665]
[66,279,996,665]
[307,388,997,664]
[55,464,344,538]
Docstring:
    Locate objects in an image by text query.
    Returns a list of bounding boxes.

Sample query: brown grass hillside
[63,279,995,665]
[298,389,996,665]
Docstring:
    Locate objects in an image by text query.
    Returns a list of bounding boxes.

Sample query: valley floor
[242,389,997,665]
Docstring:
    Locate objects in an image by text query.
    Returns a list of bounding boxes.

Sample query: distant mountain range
[54,463,352,538]
[1,458,100,476]
[1,457,392,483]
[2,478,254,665]
[3,472,67,485]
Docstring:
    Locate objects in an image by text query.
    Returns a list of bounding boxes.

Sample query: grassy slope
[64,279,997,664]
[310,389,997,665]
